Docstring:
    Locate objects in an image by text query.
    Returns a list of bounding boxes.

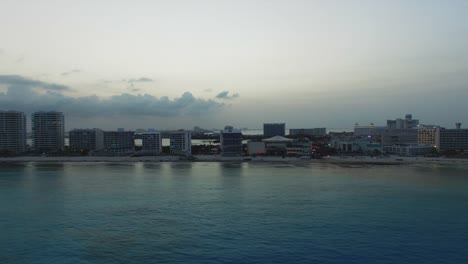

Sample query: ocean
[1,162,467,263]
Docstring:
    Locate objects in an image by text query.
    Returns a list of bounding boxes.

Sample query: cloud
[127,77,154,83]
[0,75,71,92]
[0,75,224,117]
[61,69,81,76]
[204,88,213,92]
[215,91,239,100]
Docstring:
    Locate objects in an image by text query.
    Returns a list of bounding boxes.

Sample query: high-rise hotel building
[0,111,27,154]
[32,111,65,152]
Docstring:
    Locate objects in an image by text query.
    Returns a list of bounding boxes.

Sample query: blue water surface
[1,162,467,263]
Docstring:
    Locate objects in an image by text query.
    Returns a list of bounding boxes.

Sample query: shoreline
[1,155,468,166]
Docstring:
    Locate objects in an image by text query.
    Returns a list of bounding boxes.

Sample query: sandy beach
[1,155,468,166]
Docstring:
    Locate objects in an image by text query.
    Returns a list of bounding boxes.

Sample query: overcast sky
[1,0,468,130]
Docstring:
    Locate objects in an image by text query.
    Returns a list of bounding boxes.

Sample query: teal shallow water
[1,162,468,263]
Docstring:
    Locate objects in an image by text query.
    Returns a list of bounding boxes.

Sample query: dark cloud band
[0,75,224,117]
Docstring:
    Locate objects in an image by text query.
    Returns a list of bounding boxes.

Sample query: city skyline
[1,0,468,130]
[1,110,464,134]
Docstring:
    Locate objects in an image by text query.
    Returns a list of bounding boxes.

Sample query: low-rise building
[383,144,435,156]
[331,137,382,154]
[263,135,294,155]
[286,141,312,156]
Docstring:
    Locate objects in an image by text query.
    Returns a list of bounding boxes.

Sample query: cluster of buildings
[0,111,64,154]
[0,111,191,156]
[244,123,323,157]
[70,129,192,156]
[334,114,468,156]
[0,110,327,157]
[221,125,316,157]
[2,110,468,158]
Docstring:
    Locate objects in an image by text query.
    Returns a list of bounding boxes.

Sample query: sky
[1,0,468,131]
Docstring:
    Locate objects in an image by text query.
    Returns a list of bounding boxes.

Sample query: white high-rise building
[0,111,27,154]
[32,111,65,152]
[170,130,191,156]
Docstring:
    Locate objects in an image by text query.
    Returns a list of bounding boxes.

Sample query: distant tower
[405,114,412,120]
[456,123,462,129]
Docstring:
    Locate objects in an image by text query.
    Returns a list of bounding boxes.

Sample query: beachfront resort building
[140,131,162,155]
[262,135,294,155]
[69,129,105,152]
[286,140,312,156]
[0,111,27,154]
[263,123,285,137]
[170,130,191,156]
[261,136,312,156]
[104,129,135,153]
[382,144,435,156]
[220,126,243,156]
[331,137,382,155]
[32,111,65,152]
[436,123,468,152]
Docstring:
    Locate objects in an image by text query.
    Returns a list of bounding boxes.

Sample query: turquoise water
[1,162,468,263]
